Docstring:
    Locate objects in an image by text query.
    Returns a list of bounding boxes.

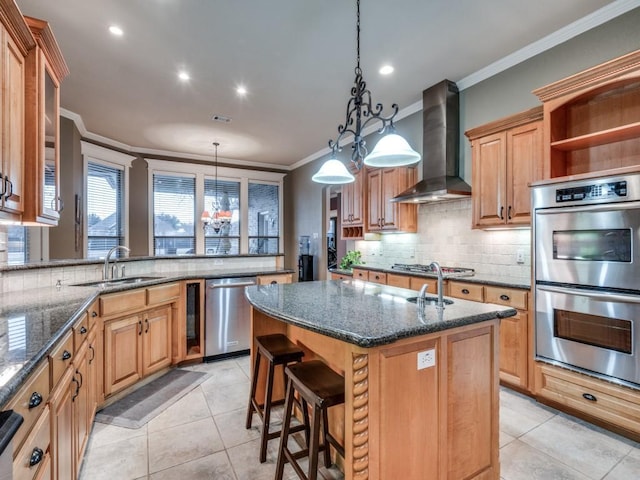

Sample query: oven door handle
[537,284,640,304]
[535,201,640,215]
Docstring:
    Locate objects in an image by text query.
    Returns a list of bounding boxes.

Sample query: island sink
[406,296,454,306]
[70,276,164,287]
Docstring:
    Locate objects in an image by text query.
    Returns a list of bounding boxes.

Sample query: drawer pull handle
[62,350,72,361]
[28,392,43,409]
[582,393,597,402]
[80,326,87,334]
[270,281,277,285]
[500,294,510,301]
[138,320,142,336]
[89,345,95,364]
[145,318,149,333]
[91,311,98,317]
[462,289,470,295]
[29,447,44,467]
[71,376,80,401]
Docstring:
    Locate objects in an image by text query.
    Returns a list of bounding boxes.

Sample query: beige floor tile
[149,451,237,480]
[499,388,556,438]
[147,386,211,433]
[88,421,147,448]
[604,447,640,479]
[79,435,148,480]
[199,358,251,386]
[520,414,634,479]
[235,355,252,379]
[148,417,224,474]
[215,407,262,449]
[499,429,516,448]
[202,379,251,416]
[500,440,590,480]
[227,435,308,480]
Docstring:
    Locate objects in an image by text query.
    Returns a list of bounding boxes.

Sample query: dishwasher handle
[208,281,256,289]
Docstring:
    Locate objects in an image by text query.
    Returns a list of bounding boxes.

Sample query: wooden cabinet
[49,367,74,480]
[386,273,411,289]
[466,108,543,228]
[533,49,640,179]
[0,0,33,221]
[449,281,531,391]
[367,271,386,285]
[330,272,351,281]
[22,17,69,225]
[104,313,144,396]
[351,268,368,281]
[142,306,172,376]
[340,169,365,239]
[72,341,90,473]
[257,273,292,285]
[366,166,417,232]
[535,362,640,441]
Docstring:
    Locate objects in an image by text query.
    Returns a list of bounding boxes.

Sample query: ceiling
[15,0,619,169]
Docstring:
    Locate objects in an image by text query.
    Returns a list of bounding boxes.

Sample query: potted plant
[339,250,364,271]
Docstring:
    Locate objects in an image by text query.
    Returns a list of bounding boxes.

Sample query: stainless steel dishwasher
[205,277,257,359]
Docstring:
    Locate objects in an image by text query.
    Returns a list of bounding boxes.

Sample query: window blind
[87,162,124,259]
[153,174,195,255]
[248,182,279,254]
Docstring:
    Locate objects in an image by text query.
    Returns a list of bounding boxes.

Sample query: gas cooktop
[390,263,475,277]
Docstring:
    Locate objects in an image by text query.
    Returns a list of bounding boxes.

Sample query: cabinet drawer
[49,332,73,388]
[6,362,49,454]
[13,406,50,480]
[352,269,368,281]
[257,274,292,285]
[484,286,527,310]
[87,299,100,330]
[536,364,640,434]
[368,271,387,284]
[330,273,351,281]
[409,277,438,294]
[73,314,89,353]
[100,289,146,317]
[449,282,485,302]
[386,273,411,289]
[146,282,180,305]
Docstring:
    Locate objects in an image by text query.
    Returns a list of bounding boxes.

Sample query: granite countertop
[245,280,517,348]
[0,267,293,409]
[340,265,531,290]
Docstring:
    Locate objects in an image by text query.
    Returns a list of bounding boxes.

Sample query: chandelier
[201,142,233,233]
[312,0,421,185]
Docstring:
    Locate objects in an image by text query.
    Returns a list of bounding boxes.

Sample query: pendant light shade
[363,133,421,168]
[311,158,355,184]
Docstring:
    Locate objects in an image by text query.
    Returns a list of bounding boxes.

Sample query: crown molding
[456,0,640,90]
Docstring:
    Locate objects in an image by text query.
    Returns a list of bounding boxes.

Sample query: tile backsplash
[352,198,531,282]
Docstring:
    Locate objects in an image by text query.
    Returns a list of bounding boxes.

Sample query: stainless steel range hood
[392,80,471,203]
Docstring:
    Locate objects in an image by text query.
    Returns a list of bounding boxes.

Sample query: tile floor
[79,356,640,480]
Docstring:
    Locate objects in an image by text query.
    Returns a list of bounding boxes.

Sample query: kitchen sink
[406,296,454,306]
[70,276,164,287]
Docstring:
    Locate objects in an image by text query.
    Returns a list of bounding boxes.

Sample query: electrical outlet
[516,250,525,264]
[417,349,436,370]
[313,232,319,239]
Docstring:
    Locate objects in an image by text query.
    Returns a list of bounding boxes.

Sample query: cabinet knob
[461,289,470,295]
[499,294,510,301]
[28,392,43,409]
[582,393,597,402]
[91,311,98,318]
[62,350,72,361]
[29,447,44,467]
[80,326,87,334]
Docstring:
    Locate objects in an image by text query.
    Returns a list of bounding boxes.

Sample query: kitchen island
[246,280,517,480]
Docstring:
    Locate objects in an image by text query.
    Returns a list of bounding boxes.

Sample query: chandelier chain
[356,0,360,73]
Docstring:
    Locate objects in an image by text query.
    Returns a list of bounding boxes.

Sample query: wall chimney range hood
[392,80,471,203]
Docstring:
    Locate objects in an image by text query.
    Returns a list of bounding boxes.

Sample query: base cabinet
[104,314,143,396]
[49,368,74,480]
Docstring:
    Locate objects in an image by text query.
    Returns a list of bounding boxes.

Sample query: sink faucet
[429,261,445,312]
[417,283,429,310]
[103,246,130,280]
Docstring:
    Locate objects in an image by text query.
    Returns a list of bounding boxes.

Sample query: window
[204,178,240,255]
[248,182,280,254]
[153,174,195,255]
[7,226,27,265]
[87,162,124,259]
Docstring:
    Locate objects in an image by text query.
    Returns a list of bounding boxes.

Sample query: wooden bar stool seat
[275,360,345,480]
[246,334,307,463]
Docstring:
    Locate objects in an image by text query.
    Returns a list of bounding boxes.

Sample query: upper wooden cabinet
[466,107,543,228]
[0,0,34,221]
[23,16,69,225]
[533,49,640,179]
[341,168,365,240]
[366,166,417,233]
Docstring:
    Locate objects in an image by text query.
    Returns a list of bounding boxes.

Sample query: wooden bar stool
[246,333,307,463]
[275,360,345,480]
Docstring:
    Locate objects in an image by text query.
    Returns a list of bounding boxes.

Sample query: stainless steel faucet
[103,246,130,280]
[429,261,445,312]
[417,283,429,310]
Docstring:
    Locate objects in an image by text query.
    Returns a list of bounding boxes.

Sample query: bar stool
[246,334,307,463]
[275,360,345,480]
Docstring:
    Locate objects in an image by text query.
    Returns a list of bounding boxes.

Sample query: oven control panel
[556,181,627,203]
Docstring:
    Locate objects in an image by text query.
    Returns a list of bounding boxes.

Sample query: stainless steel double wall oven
[533,171,640,388]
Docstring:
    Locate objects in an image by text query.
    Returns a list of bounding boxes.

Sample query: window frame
[82,142,134,258]
[146,158,284,255]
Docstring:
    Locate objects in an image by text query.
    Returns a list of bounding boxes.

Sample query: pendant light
[201,142,232,233]
[312,0,420,184]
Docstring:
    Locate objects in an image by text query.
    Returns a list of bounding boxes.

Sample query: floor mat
[94,369,209,429]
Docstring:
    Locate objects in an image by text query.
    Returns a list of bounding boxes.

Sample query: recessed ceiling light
[178,71,190,81]
[109,25,123,36]
[379,65,394,75]
[236,85,248,96]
